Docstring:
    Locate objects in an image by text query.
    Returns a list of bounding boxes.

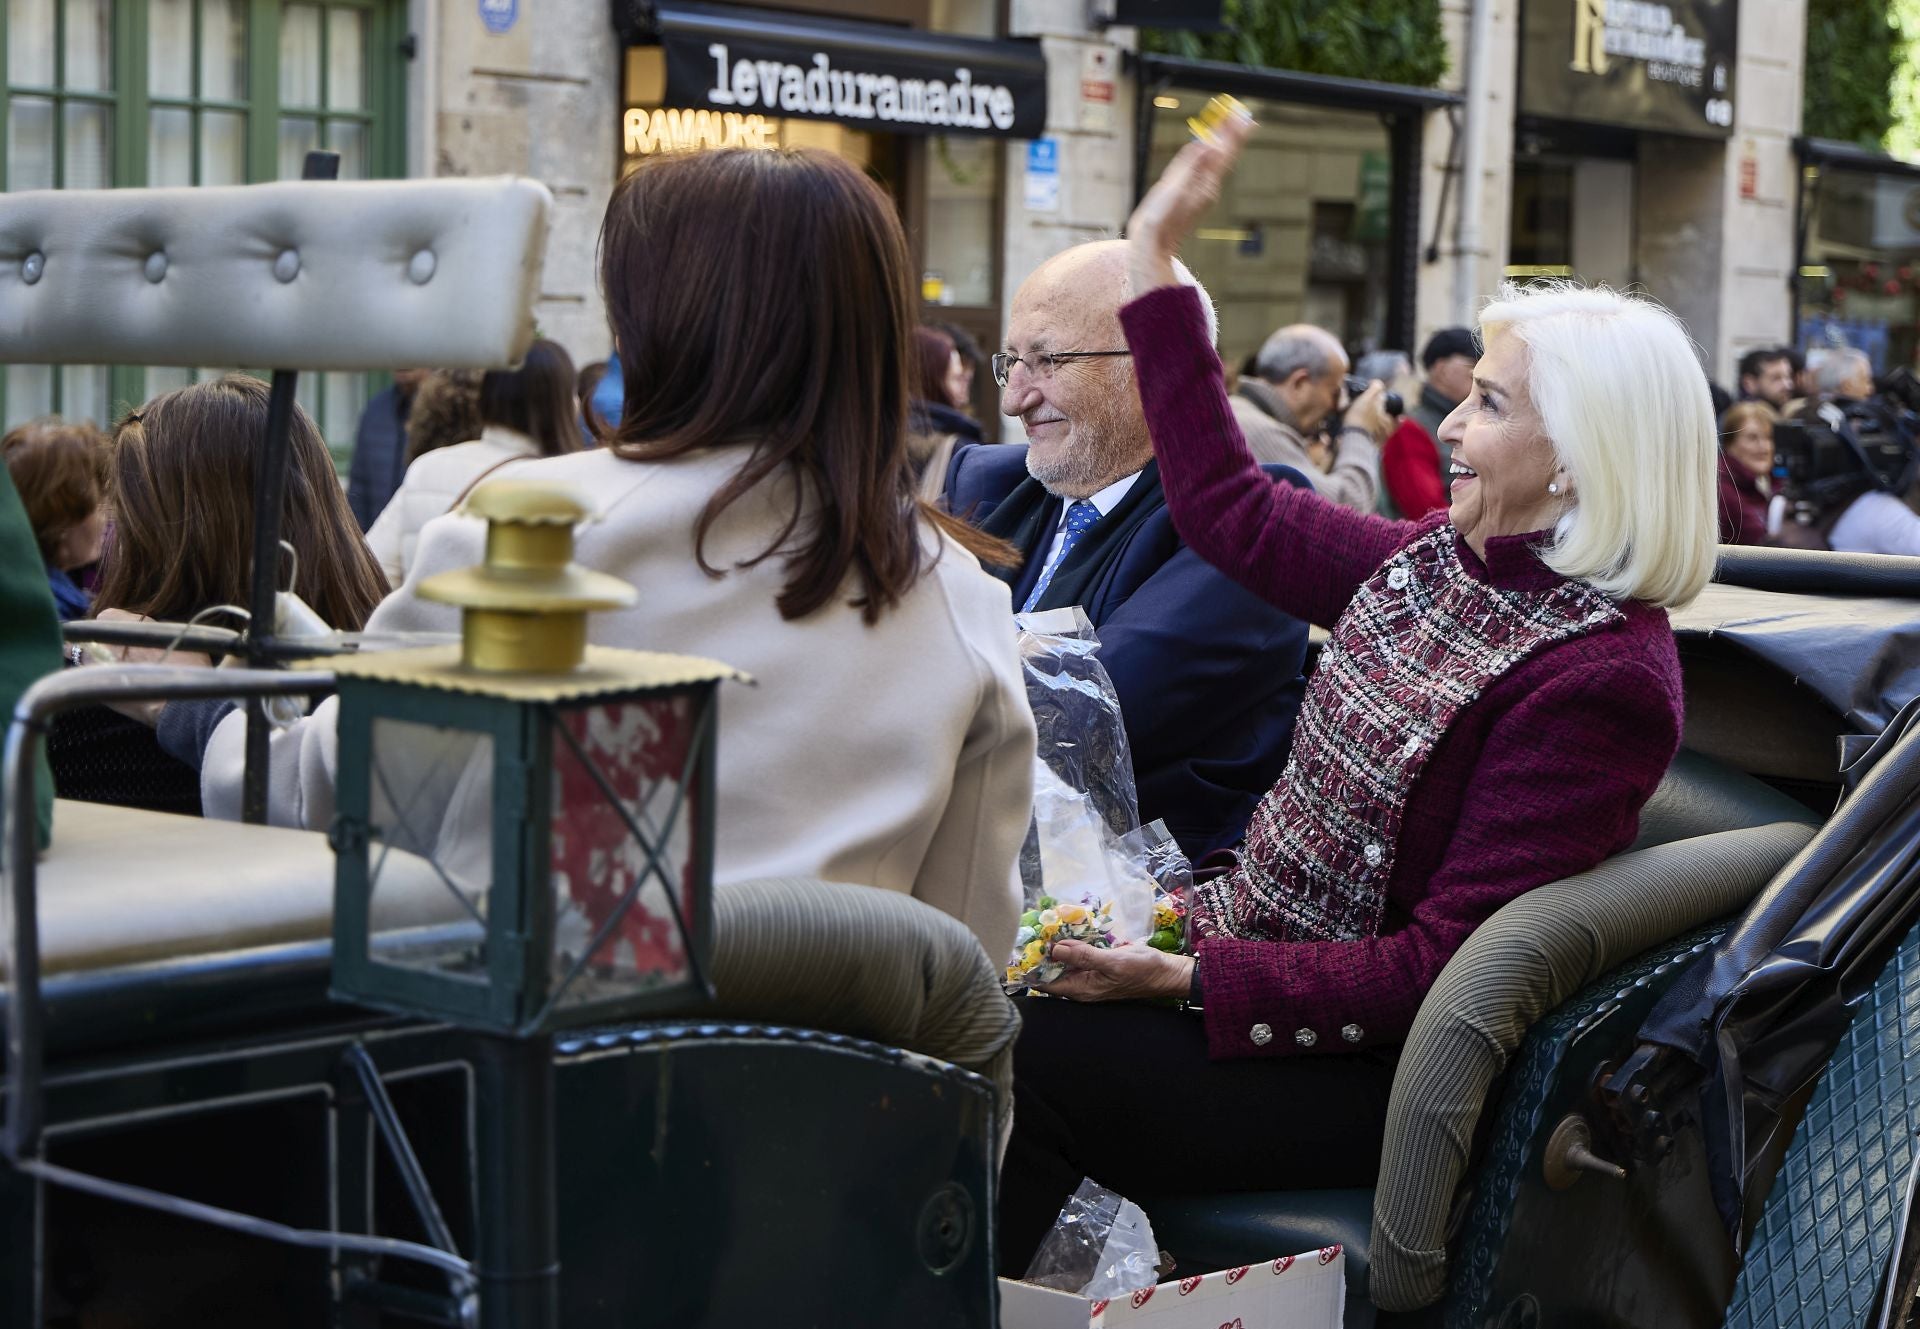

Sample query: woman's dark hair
[96,375,389,630]
[912,327,957,407]
[600,148,1009,624]
[577,361,610,439]
[1,418,107,562]
[406,369,486,464]
[478,338,581,459]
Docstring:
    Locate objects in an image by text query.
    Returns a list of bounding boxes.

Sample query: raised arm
[1120,287,1409,626]
[1122,106,1414,626]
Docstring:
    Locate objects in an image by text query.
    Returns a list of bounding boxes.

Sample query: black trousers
[997,994,1398,1277]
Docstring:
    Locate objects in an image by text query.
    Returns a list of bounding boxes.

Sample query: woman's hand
[1036,940,1194,1004]
[90,609,212,728]
[1126,103,1256,300]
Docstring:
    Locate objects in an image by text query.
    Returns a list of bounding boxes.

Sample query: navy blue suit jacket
[944,443,1309,858]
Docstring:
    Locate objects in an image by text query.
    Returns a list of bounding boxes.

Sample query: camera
[1772,393,1920,525]
[1341,374,1404,418]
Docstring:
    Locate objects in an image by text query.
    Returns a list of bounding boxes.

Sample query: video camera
[1772,374,1920,522]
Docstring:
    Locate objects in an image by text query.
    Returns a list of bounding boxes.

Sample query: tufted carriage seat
[1148,749,1821,1325]
[0,179,551,373]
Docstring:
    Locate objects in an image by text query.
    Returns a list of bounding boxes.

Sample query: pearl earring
[1547,482,1561,495]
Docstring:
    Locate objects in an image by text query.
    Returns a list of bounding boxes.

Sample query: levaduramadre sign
[655,13,1046,139]
[1520,0,1738,138]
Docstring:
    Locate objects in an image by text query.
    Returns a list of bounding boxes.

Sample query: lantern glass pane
[546,696,700,1010]
[366,716,495,976]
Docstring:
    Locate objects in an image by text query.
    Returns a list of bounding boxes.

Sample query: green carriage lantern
[323,481,744,1034]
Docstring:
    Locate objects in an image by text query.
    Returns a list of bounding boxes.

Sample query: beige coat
[1229,381,1381,514]
[363,424,541,586]
[202,447,1036,962]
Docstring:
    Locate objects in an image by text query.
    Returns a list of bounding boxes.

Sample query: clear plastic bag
[1006,613,1194,988]
[1015,607,1138,838]
[1023,1178,1161,1299]
[1006,764,1156,986]
[1124,819,1194,955]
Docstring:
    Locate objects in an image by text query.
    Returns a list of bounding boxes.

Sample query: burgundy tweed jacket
[1120,285,1685,1060]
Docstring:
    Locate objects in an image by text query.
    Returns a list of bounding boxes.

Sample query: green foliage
[1804,0,1898,147]
[1138,0,1448,89]
[1889,0,1920,160]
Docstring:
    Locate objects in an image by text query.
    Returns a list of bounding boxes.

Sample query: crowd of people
[1714,343,1920,554]
[0,102,1894,1280]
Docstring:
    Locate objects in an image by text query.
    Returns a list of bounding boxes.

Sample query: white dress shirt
[1032,470,1142,592]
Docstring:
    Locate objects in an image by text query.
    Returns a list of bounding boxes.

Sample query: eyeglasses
[991,350,1132,387]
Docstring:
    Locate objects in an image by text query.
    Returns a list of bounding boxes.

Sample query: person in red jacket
[1717,401,1776,544]
[1379,325,1479,519]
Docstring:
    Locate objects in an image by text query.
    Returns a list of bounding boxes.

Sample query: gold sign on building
[1570,0,1609,75]
[624,107,778,155]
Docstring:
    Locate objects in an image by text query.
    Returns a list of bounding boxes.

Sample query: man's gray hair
[1354,349,1412,383]
[1170,257,1219,347]
[1254,326,1341,384]
[1815,346,1870,396]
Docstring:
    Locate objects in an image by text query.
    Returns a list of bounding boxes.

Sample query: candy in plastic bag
[1023,1178,1161,1300]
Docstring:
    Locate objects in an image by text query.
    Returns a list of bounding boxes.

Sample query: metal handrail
[62,621,244,656]
[2,664,334,1161]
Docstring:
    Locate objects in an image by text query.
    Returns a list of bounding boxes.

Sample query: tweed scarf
[1192,524,1624,944]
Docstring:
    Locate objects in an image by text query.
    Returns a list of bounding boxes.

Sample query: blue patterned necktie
[1023,500,1101,612]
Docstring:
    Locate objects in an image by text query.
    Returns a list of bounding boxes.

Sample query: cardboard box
[999,1246,1345,1328]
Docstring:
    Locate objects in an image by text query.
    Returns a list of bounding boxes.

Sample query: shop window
[1,0,404,447]
[4,0,115,426]
[1145,92,1394,363]
[278,2,370,181]
[1507,160,1574,277]
[148,0,248,187]
[921,134,998,309]
[1798,165,1920,375]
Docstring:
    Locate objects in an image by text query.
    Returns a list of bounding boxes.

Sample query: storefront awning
[1797,137,1920,182]
[615,1,1048,139]
[1131,53,1461,115]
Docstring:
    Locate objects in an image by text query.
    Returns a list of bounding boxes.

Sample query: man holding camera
[1228,323,1384,513]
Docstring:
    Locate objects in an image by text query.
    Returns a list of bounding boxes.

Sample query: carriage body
[4,177,1920,1328]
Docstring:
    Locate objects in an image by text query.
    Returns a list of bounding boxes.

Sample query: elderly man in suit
[944,240,1308,860]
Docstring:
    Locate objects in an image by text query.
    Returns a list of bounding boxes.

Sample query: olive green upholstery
[678,874,1021,1090]
[1149,752,1821,1320]
[1367,817,1814,1311]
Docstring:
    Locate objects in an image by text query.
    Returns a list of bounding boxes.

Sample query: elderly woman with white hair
[998,109,1718,1268]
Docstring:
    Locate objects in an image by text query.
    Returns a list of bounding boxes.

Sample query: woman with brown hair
[58,376,387,815]
[168,148,1035,960]
[365,338,580,585]
[908,325,983,501]
[99,375,388,630]
[1,418,110,621]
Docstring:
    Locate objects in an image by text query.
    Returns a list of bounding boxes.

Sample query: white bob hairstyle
[1477,281,1719,610]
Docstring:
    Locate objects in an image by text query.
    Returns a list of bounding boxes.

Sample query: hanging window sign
[640,2,1048,140]
[1519,0,1738,139]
